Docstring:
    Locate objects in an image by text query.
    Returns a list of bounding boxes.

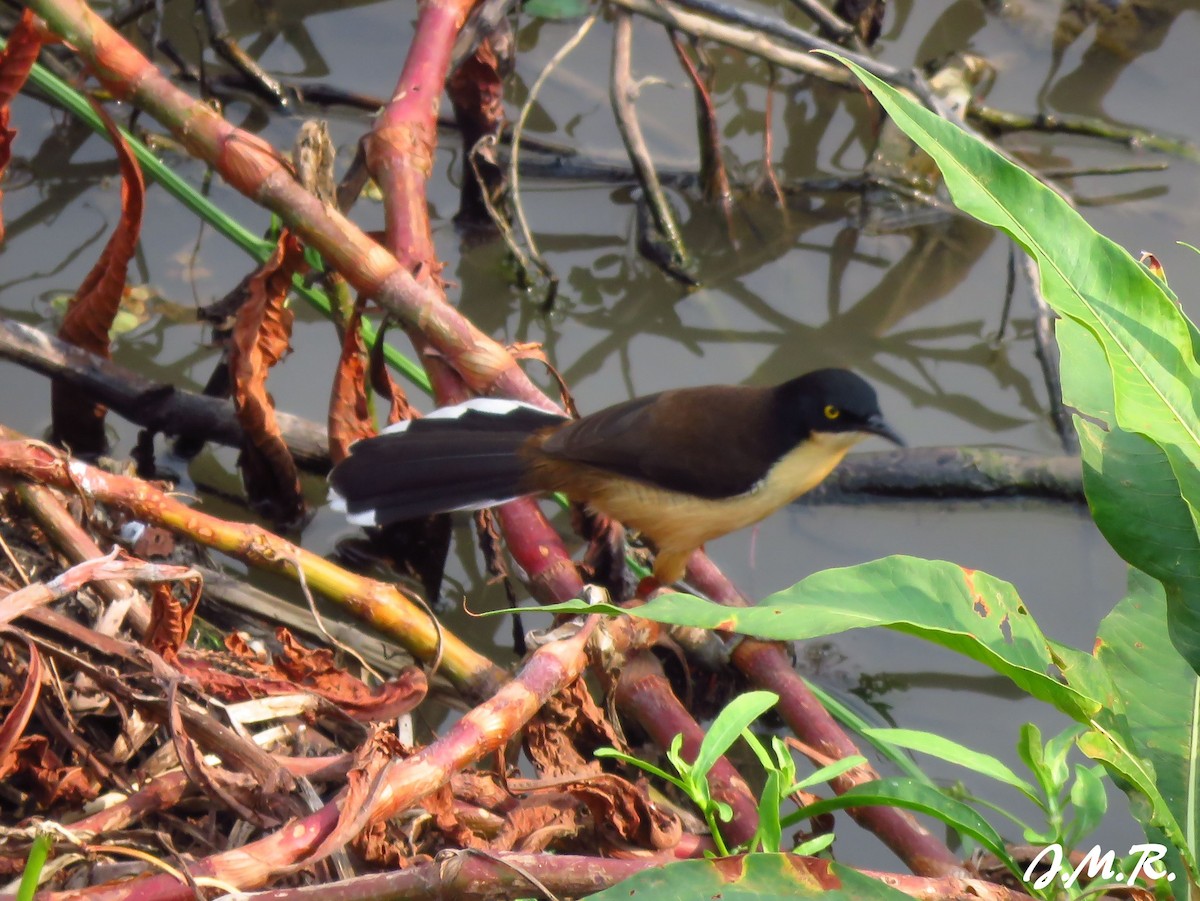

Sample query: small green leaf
[792,832,836,856]
[17,834,52,901]
[753,770,784,853]
[1066,764,1108,847]
[788,756,868,794]
[691,691,779,780]
[595,747,684,790]
[862,728,1037,800]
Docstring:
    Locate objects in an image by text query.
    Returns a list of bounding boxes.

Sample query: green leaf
[523,0,590,19]
[692,691,779,780]
[861,728,1037,800]
[753,769,784,853]
[1092,570,1200,875]
[782,778,1023,880]
[550,557,1101,719]
[581,853,913,899]
[788,756,868,794]
[17,834,51,901]
[823,52,1200,671]
[793,832,836,856]
[1066,764,1108,847]
[595,748,685,791]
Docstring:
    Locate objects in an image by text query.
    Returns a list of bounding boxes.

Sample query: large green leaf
[1090,570,1200,880]
[825,53,1200,669]
[582,853,912,900]
[540,556,1102,719]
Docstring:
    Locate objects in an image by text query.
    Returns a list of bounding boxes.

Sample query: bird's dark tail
[329,399,569,527]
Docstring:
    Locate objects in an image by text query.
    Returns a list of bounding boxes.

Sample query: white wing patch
[379,398,554,435]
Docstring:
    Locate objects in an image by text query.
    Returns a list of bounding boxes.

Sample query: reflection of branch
[610,10,692,280]
[668,32,732,223]
[1021,254,1078,454]
[970,103,1200,164]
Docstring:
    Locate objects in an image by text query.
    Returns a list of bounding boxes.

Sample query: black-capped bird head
[776,368,905,448]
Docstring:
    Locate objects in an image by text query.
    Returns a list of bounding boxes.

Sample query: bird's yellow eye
[824,405,840,420]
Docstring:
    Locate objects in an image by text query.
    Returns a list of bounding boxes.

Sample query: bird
[329,368,903,585]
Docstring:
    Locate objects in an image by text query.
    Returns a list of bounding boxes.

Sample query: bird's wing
[538,386,784,499]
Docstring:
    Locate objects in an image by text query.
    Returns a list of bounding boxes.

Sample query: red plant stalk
[612,651,760,846]
[0,437,506,700]
[33,618,596,901]
[363,0,589,629]
[231,852,1036,901]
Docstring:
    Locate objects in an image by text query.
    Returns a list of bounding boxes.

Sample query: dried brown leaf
[181,629,427,723]
[229,231,307,522]
[0,10,46,245]
[328,299,374,464]
[0,638,41,766]
[524,677,621,778]
[143,582,197,662]
[5,734,99,807]
[52,99,146,450]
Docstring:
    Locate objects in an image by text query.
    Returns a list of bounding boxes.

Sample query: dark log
[0,318,329,470]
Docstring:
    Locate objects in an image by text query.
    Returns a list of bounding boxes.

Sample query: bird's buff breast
[574,431,864,554]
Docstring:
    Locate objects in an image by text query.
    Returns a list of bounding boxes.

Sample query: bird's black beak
[865,414,905,447]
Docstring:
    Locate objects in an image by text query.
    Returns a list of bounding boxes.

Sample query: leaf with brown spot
[0,10,46,245]
[597,556,1102,720]
[52,99,146,453]
[229,231,307,524]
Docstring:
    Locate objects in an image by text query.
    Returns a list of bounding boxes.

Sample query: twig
[507,10,599,299]
[0,529,30,585]
[610,10,692,280]
[970,102,1200,164]
[995,241,1016,342]
[198,0,291,110]
[784,0,856,42]
[1039,162,1170,178]
[631,0,949,116]
[606,0,850,82]
[13,480,150,635]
